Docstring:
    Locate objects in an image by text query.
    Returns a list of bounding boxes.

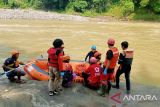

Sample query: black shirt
[85,51,96,61]
[118,53,125,64]
[106,50,114,73]
[3,57,18,71]
[106,50,113,60]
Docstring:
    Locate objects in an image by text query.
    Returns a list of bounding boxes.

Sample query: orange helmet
[94,52,101,58]
[11,50,19,56]
[63,55,70,61]
[107,38,115,45]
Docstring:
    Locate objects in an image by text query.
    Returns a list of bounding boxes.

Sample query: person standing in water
[98,38,119,96]
[2,50,25,83]
[47,39,64,96]
[85,45,97,62]
[112,41,134,94]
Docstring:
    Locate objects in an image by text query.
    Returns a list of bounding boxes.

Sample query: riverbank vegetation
[0,0,159,21]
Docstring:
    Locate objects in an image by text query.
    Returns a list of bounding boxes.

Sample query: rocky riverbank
[0,76,160,107]
[0,9,92,21]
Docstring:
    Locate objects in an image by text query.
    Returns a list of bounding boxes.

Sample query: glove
[15,68,21,71]
[72,73,77,79]
[60,72,65,77]
[103,68,107,76]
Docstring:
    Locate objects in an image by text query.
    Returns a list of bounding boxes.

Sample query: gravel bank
[0,9,91,21]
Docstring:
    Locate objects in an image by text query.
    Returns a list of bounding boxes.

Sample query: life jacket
[63,63,73,72]
[47,47,64,71]
[123,49,134,65]
[104,47,119,69]
[97,60,102,66]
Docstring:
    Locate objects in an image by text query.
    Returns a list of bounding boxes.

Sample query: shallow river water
[0,19,160,86]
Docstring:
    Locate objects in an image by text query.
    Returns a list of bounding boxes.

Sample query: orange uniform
[85,63,102,87]
[101,47,119,85]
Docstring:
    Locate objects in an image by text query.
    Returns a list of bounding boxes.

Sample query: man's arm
[19,61,25,65]
[118,51,125,64]
[58,52,64,71]
[105,50,113,69]
[2,64,14,71]
[85,52,90,61]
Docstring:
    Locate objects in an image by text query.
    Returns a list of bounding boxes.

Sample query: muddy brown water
[0,19,160,86]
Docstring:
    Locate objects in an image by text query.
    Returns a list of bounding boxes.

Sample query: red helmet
[90,57,97,63]
[107,38,115,45]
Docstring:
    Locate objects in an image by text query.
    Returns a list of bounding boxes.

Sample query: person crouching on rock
[61,55,73,88]
[82,57,102,90]
[47,39,64,96]
[2,50,25,83]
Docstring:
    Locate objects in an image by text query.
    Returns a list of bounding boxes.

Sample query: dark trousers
[115,65,131,91]
[62,71,73,87]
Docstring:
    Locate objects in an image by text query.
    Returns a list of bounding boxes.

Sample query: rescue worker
[112,41,134,94]
[2,50,25,83]
[82,57,102,89]
[61,55,73,88]
[94,52,102,65]
[98,38,119,96]
[47,39,64,96]
[85,45,97,62]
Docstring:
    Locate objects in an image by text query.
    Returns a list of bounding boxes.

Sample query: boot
[97,85,106,97]
[126,90,131,95]
[112,85,119,89]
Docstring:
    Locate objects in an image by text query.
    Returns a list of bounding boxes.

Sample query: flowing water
[0,19,160,86]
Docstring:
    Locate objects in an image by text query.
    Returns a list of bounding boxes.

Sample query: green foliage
[83,10,98,16]
[150,0,160,13]
[73,0,88,12]
[123,0,135,16]
[66,0,108,13]
[107,0,134,18]
[134,8,160,21]
[140,0,149,7]
[107,5,124,18]
[8,0,20,8]
[32,0,44,9]
[0,0,159,21]
[0,0,8,5]
[92,0,108,12]
[0,0,4,7]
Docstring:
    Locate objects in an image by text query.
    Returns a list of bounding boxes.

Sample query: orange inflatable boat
[24,59,89,81]
[24,59,118,82]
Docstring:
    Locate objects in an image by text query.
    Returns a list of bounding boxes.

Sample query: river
[0,19,160,87]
